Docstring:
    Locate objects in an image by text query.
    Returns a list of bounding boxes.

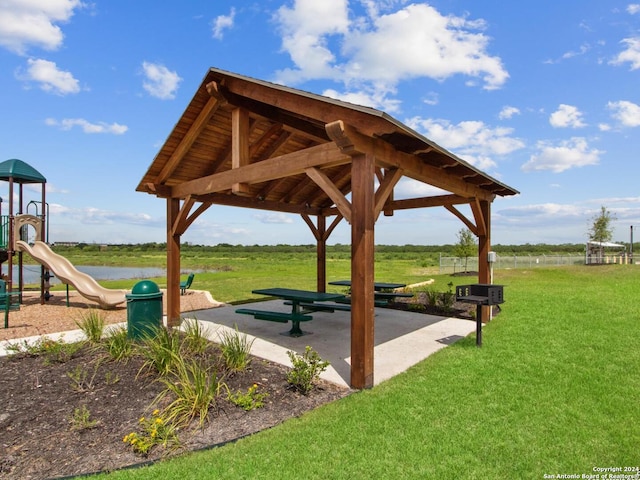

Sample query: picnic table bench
[235,287,345,336]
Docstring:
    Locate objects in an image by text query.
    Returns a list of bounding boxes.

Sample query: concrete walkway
[183,301,476,388]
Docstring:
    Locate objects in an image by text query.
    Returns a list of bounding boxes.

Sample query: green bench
[235,307,313,337]
[180,273,195,295]
[284,300,352,313]
[374,292,414,301]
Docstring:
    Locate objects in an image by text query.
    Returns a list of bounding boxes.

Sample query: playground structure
[0,159,126,311]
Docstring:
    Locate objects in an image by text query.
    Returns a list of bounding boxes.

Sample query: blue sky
[1,0,639,247]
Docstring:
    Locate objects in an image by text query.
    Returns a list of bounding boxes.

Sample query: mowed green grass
[94,265,639,479]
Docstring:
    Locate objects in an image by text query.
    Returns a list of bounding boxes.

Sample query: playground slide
[15,240,127,308]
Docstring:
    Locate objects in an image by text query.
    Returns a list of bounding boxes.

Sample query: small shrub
[123,409,179,456]
[180,318,209,355]
[69,405,99,431]
[227,383,269,411]
[440,282,456,313]
[103,326,134,362]
[218,325,254,373]
[75,309,105,344]
[156,354,225,428]
[286,346,330,395]
[425,288,439,306]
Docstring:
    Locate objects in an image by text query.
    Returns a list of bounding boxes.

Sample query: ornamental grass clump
[138,326,182,376]
[155,353,225,428]
[180,318,210,355]
[218,325,254,373]
[103,326,134,362]
[75,309,105,344]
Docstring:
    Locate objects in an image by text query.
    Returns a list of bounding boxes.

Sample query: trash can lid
[131,280,160,295]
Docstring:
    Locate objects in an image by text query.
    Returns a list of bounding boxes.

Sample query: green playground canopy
[0,159,46,184]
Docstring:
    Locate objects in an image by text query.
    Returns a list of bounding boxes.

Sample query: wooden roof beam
[171,142,350,198]
[388,194,469,211]
[193,192,321,215]
[326,120,495,201]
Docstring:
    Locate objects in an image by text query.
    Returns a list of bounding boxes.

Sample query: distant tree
[454,228,477,272]
[589,206,616,261]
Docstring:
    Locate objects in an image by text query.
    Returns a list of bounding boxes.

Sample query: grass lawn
[94,264,639,479]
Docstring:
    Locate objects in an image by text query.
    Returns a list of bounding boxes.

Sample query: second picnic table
[328,280,413,305]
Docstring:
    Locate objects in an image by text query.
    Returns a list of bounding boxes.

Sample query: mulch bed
[0,341,350,479]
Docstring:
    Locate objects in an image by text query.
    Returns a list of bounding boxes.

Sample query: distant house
[585,241,626,264]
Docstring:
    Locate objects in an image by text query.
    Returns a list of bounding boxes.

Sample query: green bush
[286,346,330,395]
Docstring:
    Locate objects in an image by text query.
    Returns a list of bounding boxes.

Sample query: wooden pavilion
[137,67,519,389]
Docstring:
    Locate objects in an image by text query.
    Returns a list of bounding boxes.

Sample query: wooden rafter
[154,95,224,184]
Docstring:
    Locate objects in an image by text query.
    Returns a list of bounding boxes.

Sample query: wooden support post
[350,153,375,389]
[477,199,492,322]
[166,198,181,327]
[317,215,327,293]
[232,107,251,196]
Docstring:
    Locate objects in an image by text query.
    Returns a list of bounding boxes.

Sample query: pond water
[11,265,168,285]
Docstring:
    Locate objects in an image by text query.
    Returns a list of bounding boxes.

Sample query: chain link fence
[439,253,590,274]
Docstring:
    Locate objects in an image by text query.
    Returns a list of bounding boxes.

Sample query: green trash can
[126,280,163,340]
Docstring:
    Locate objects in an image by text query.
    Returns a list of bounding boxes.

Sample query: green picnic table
[236,287,345,337]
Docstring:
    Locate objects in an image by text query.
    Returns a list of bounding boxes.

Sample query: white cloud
[253,212,295,224]
[406,117,525,170]
[607,100,640,127]
[499,106,520,120]
[322,86,402,112]
[0,0,83,55]
[560,43,590,60]
[18,58,80,95]
[141,62,182,100]
[522,137,603,173]
[274,1,508,96]
[212,8,235,40]
[45,117,128,134]
[627,4,640,14]
[611,37,640,70]
[394,177,448,199]
[549,104,586,128]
